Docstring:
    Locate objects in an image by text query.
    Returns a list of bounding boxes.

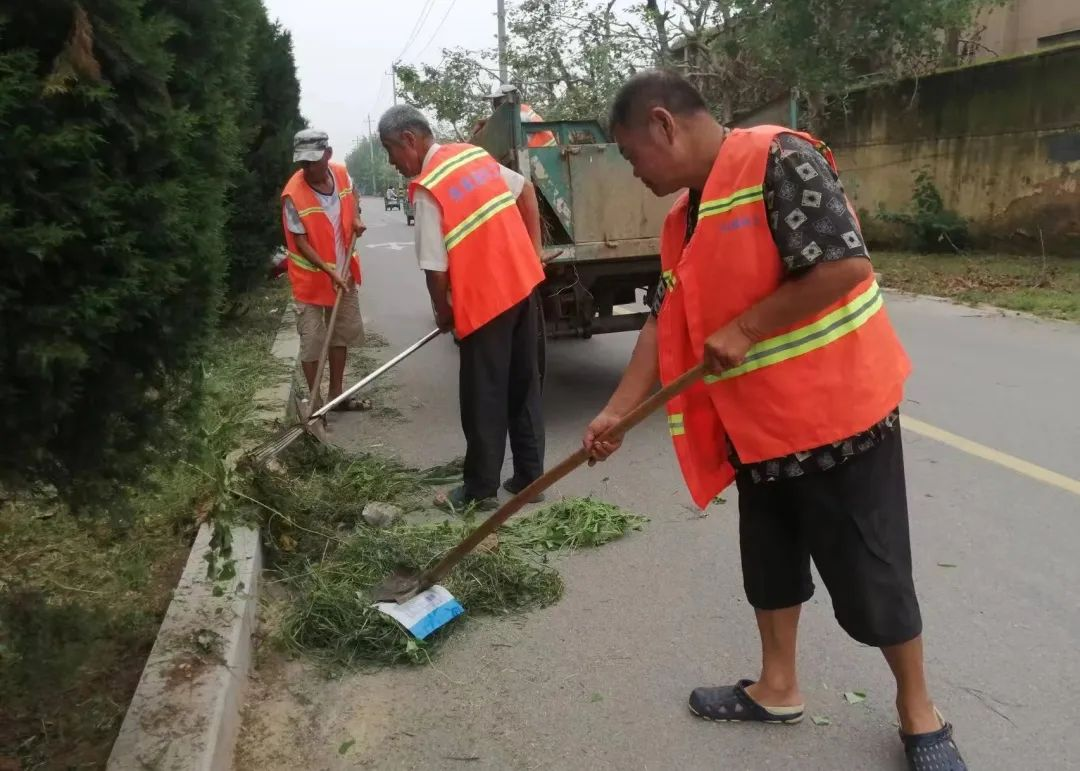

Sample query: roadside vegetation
[0,285,289,770]
[874,251,1080,322]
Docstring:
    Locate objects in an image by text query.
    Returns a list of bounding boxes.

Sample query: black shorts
[737,423,922,647]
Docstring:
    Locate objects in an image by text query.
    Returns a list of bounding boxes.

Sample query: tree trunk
[806,89,826,134]
[645,0,670,63]
[942,26,960,67]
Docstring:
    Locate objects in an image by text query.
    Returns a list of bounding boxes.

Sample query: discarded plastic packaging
[371,585,464,639]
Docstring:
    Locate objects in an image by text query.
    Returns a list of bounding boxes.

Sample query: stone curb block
[107,525,261,771]
[107,298,299,771]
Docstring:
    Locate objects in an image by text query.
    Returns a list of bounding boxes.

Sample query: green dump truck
[473,93,674,339]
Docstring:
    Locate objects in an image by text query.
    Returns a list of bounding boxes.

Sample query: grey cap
[488,84,517,100]
[293,129,329,162]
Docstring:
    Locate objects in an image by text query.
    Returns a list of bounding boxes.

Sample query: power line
[372,72,389,113]
[412,0,459,62]
[395,0,439,62]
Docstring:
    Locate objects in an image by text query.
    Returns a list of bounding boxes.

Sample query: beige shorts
[296,289,365,362]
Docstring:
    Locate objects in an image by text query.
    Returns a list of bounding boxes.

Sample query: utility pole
[496,0,508,85]
[366,115,378,196]
[391,63,398,105]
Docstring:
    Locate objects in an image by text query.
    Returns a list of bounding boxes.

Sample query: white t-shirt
[283,171,354,275]
[413,143,526,272]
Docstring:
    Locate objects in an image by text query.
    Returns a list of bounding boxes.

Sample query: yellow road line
[903,416,1080,497]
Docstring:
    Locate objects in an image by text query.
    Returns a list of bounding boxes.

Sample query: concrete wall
[822,44,1080,254]
[975,0,1080,60]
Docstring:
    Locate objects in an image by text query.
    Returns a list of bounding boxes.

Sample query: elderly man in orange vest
[378,105,546,510]
[583,72,965,771]
[281,129,367,412]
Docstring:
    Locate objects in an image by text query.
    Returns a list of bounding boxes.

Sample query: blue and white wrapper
[372,585,464,640]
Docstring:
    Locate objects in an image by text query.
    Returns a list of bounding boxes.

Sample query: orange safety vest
[408,143,544,338]
[280,162,362,306]
[521,104,557,148]
[657,125,911,507]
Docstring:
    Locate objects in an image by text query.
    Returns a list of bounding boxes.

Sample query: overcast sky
[262,0,503,155]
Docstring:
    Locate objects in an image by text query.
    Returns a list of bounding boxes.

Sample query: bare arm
[705,258,873,373]
[425,269,453,332]
[515,180,543,256]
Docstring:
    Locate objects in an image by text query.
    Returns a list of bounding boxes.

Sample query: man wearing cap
[378,105,546,511]
[281,129,367,411]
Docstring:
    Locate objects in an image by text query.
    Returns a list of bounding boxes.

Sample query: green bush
[877,169,970,253]
[0,1,300,506]
[226,14,305,297]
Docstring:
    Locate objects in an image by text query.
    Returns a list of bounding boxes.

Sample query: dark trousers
[458,292,545,499]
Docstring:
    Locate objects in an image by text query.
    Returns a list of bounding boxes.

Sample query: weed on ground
[249,441,647,668]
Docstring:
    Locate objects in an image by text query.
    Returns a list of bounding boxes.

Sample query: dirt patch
[0,541,190,771]
[235,658,400,770]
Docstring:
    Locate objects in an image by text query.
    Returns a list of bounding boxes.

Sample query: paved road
[238,199,1080,771]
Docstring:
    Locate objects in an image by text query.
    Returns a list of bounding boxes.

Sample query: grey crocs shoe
[688,679,804,724]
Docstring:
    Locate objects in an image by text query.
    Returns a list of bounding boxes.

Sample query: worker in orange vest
[584,72,965,771]
[280,129,367,412]
[378,105,547,510]
[477,85,557,148]
[517,103,558,148]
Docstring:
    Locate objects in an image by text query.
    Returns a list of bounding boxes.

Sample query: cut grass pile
[248,441,465,565]
[502,498,648,550]
[254,458,648,667]
[874,251,1080,322]
[279,520,564,666]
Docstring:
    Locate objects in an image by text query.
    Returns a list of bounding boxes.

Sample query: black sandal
[502,476,545,503]
[688,679,804,724]
[901,711,967,771]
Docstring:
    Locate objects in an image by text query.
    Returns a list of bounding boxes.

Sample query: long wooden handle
[307,235,358,413]
[422,362,705,586]
[307,288,344,410]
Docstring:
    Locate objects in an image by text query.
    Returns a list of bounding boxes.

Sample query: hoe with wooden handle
[370,362,706,604]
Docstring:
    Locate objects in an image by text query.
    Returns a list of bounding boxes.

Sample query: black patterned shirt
[652,132,899,483]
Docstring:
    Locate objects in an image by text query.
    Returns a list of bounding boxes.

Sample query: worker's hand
[703,319,755,375]
[583,408,624,463]
[332,272,349,293]
[435,308,454,333]
[354,218,367,238]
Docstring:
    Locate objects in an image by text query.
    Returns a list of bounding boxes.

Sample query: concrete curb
[107,301,299,771]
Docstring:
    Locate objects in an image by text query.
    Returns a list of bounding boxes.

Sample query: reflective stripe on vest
[418,147,488,189]
[698,184,764,220]
[287,250,317,271]
[668,413,686,437]
[704,280,884,384]
[661,269,677,289]
[408,143,543,338]
[445,191,517,251]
